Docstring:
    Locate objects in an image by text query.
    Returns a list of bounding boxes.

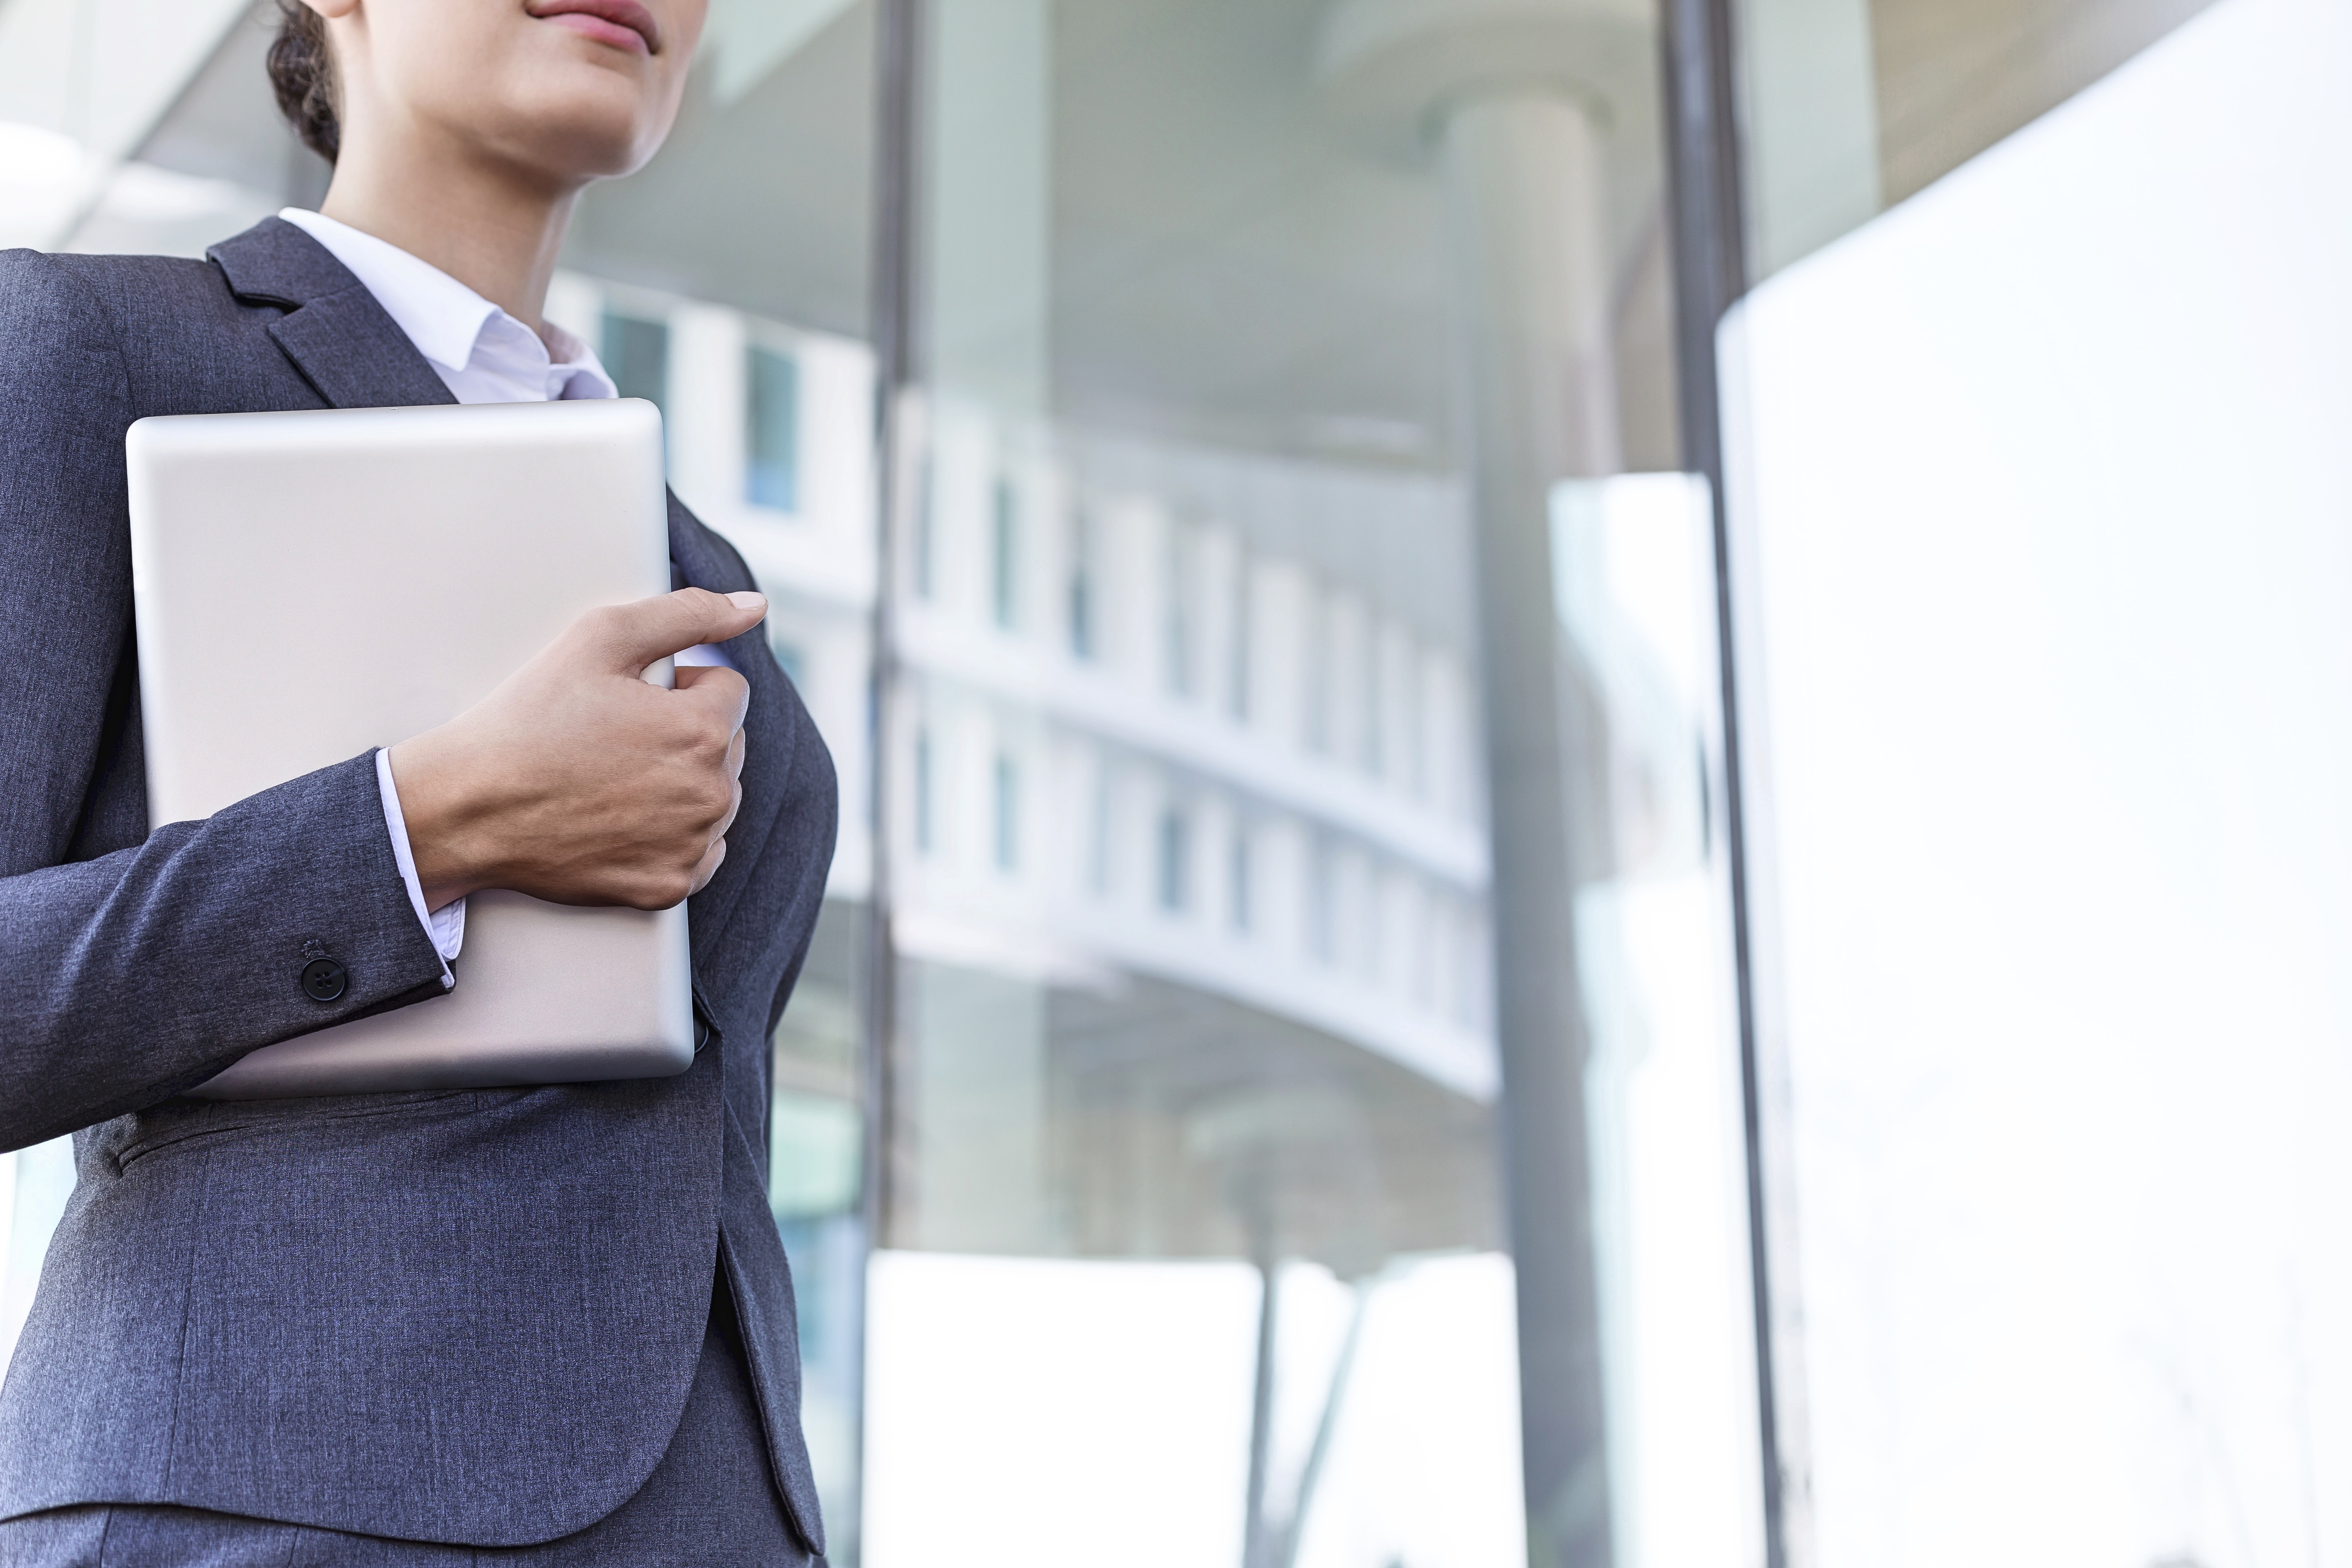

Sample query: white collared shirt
[277,208,617,404]
[278,208,735,979]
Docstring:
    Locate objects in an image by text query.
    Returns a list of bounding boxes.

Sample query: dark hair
[267,0,340,164]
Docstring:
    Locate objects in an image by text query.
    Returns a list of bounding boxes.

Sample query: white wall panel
[1727,0,2352,1560]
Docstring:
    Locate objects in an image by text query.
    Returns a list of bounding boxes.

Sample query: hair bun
[266,0,339,165]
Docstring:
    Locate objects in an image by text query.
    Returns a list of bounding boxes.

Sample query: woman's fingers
[671,662,750,726]
[687,835,728,896]
[395,599,761,909]
[582,589,766,675]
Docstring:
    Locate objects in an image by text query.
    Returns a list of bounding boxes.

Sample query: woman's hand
[387,588,768,911]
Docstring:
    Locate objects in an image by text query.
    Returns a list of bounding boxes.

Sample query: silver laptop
[125,399,694,1100]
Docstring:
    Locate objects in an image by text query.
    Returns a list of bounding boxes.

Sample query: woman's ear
[302,0,361,19]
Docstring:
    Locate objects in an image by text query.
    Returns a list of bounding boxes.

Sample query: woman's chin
[478,105,666,185]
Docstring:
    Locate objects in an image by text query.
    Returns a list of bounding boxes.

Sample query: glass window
[1227,552,1252,722]
[769,637,808,691]
[766,904,868,1539]
[991,753,1018,873]
[1164,521,1194,698]
[600,311,670,410]
[1067,505,1096,659]
[1156,806,1188,912]
[1229,822,1252,933]
[911,458,938,601]
[746,343,800,513]
[863,0,1768,1546]
[989,475,1018,628]
[773,1089,862,1217]
[912,727,934,857]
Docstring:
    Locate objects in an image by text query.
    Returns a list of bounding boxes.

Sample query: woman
[0,0,835,1561]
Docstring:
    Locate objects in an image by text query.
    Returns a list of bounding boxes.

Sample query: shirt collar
[274,207,615,401]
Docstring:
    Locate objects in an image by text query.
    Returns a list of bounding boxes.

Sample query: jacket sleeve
[0,248,450,1151]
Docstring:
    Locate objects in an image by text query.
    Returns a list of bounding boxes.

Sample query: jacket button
[300,958,348,1002]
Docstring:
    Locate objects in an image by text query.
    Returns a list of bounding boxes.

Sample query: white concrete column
[1440,92,1621,1568]
[1315,1,1657,1560]
[1439,92,1624,485]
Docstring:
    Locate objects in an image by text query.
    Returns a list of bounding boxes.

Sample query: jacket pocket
[116,1087,493,1171]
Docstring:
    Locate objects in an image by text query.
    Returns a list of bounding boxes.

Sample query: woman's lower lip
[538,12,651,54]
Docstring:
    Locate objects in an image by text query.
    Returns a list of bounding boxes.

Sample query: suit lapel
[209,217,456,411]
[671,493,798,960]
[267,289,457,411]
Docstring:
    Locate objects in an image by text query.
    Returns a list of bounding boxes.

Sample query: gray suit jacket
[0,218,834,1552]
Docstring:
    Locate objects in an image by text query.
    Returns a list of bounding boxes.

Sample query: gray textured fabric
[0,1289,820,1565]
[0,219,836,1552]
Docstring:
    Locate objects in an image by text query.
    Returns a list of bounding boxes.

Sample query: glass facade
[861,3,1763,1563]
[4,0,2348,1564]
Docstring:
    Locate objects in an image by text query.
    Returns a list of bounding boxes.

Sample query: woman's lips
[527,0,660,55]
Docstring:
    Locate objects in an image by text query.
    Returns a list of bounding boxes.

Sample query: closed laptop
[125,398,693,1099]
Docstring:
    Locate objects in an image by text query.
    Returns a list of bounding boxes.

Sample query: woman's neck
[318,136,580,334]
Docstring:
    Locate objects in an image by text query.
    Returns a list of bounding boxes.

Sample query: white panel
[664,302,749,523]
[1726,0,2352,1562]
[1250,560,1310,755]
[863,1252,1257,1568]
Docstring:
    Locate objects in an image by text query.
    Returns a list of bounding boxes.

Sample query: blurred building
[7,0,2351,1566]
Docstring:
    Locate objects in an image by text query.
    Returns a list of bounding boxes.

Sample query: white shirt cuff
[675,641,738,672]
[375,746,465,988]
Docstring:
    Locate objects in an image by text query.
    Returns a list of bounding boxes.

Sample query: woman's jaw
[310,0,705,188]
[304,0,707,329]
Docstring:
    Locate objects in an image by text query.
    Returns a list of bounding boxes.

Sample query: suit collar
[208,213,363,306]
[207,216,457,411]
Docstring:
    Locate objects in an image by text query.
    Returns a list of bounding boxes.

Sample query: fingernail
[727,591,767,611]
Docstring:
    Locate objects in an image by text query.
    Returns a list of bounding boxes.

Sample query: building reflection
[557,267,1520,1550]
[0,0,1767,1563]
